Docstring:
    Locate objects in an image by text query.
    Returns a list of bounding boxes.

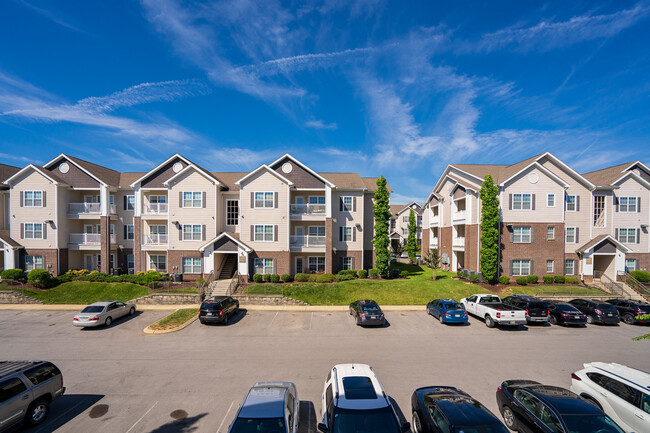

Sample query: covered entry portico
[200,233,251,282]
[577,235,631,283]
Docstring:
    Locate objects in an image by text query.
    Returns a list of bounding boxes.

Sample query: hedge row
[250,268,407,284]
[1,268,167,289]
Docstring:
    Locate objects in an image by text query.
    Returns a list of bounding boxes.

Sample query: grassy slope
[149,309,198,331]
[17,282,148,304]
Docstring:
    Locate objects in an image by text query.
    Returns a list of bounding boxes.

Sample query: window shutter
[273,259,277,274]
[43,224,47,239]
[202,192,206,208]
[614,228,619,240]
[576,196,580,212]
[339,227,343,242]
[508,194,512,210]
[20,223,24,239]
[20,192,23,207]
[124,225,127,239]
[351,257,355,269]
[530,260,534,275]
[340,198,343,212]
[179,225,183,241]
[202,225,206,241]
[179,191,183,208]
[530,227,534,243]
[637,197,641,213]
[42,191,46,207]
[510,261,514,276]
[274,225,278,242]
[250,225,254,241]
[353,197,357,212]
[575,227,579,244]
[251,192,254,208]
[509,228,514,243]
[637,229,640,244]
[613,193,618,212]
[531,194,535,210]
[274,192,278,208]
[353,227,356,242]
[635,259,640,270]
[123,196,127,210]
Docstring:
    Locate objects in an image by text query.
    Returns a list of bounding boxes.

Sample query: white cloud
[205,147,277,168]
[0,152,36,164]
[305,120,338,130]
[13,0,83,32]
[315,147,366,161]
[390,193,424,205]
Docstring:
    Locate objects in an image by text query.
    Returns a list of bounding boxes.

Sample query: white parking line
[268,311,279,327]
[309,312,313,330]
[216,400,234,433]
[125,400,158,433]
[34,403,80,432]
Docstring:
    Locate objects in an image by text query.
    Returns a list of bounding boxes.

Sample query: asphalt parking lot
[1,309,649,432]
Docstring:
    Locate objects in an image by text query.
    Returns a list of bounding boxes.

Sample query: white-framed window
[566,195,576,212]
[254,258,274,274]
[402,228,407,235]
[182,224,202,241]
[342,196,353,211]
[512,193,532,210]
[512,260,530,276]
[24,223,43,239]
[564,259,575,275]
[25,255,44,271]
[254,225,274,242]
[126,195,135,211]
[593,195,605,228]
[308,226,325,236]
[625,259,637,272]
[127,254,135,274]
[513,226,531,243]
[183,257,201,273]
[618,228,637,244]
[150,225,166,234]
[547,194,555,207]
[125,225,134,240]
[619,197,638,212]
[23,191,43,207]
[308,256,325,273]
[390,219,396,230]
[109,195,114,205]
[342,257,353,270]
[402,215,409,222]
[254,192,274,208]
[149,255,166,272]
[342,226,353,242]
[226,200,239,226]
[109,224,114,235]
[565,227,576,243]
[309,196,325,204]
[547,226,555,240]
[149,195,166,204]
[546,260,554,273]
[183,192,202,208]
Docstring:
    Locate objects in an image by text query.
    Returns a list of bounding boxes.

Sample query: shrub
[308,274,318,282]
[264,273,272,283]
[315,273,335,283]
[358,269,368,279]
[253,273,264,283]
[630,270,650,283]
[399,270,409,279]
[118,274,139,283]
[369,268,380,279]
[554,275,565,284]
[294,273,309,282]
[270,274,280,284]
[456,270,463,277]
[336,273,355,281]
[281,274,293,283]
[543,275,554,284]
[338,270,358,278]
[136,271,162,286]
[1,269,25,281]
[469,274,479,282]
[516,276,527,286]
[565,276,580,284]
[27,269,54,289]
[499,275,510,285]
[527,274,539,284]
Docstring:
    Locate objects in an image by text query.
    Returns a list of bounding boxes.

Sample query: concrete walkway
[0,303,426,312]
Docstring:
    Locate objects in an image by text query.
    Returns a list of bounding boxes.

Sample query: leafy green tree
[406,208,417,263]
[373,176,391,278]
[423,248,440,279]
[480,174,500,283]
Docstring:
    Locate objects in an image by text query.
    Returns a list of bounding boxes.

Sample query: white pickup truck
[460,294,527,328]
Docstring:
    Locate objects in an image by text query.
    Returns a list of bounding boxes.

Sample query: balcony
[430,237,439,247]
[290,204,326,219]
[290,235,326,250]
[452,210,466,224]
[429,214,439,226]
[452,237,465,250]
[143,234,169,246]
[143,203,169,216]
[68,203,116,217]
[69,233,116,247]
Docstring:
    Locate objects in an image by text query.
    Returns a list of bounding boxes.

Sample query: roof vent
[282,162,293,174]
[173,162,183,173]
[59,162,69,174]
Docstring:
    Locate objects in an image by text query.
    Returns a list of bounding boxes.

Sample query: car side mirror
[317,423,328,432]
[401,421,411,432]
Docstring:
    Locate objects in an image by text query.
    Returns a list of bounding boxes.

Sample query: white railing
[290,235,326,247]
[290,204,326,215]
[143,234,169,245]
[143,203,169,215]
[109,204,116,214]
[430,214,439,226]
[452,210,466,221]
[430,237,439,247]
[452,237,465,248]
[69,233,101,245]
[69,203,101,214]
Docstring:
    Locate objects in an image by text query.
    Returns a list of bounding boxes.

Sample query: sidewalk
[0,304,426,312]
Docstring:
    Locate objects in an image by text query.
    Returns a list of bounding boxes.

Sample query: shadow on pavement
[79,311,144,331]
[31,393,105,433]
[149,412,208,433]
[298,400,317,433]
[388,396,410,428]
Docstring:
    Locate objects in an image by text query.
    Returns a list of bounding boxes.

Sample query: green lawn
[10,282,148,304]
[243,264,606,305]
[149,308,198,331]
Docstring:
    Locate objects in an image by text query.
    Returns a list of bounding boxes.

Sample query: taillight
[525,309,529,316]
[445,312,451,316]
[73,318,78,321]
[496,312,501,319]
[219,310,223,317]
[637,310,644,315]
[89,317,98,321]
[547,310,550,316]
[497,385,502,392]
[561,313,570,318]
[595,309,602,314]
[464,312,468,316]
[359,314,365,319]
[380,313,384,319]
[571,373,581,381]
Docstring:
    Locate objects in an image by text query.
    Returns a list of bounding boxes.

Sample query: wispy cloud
[305,119,338,130]
[205,147,278,168]
[315,147,366,161]
[0,152,37,164]
[13,0,83,32]
[390,192,425,206]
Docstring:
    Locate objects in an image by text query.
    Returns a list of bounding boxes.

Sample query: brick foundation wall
[168,249,203,281]
[500,223,565,278]
[464,224,479,272]
[627,253,650,272]
[332,250,363,273]
[59,248,68,274]
[248,251,291,277]
[21,249,59,276]
[440,226,453,271]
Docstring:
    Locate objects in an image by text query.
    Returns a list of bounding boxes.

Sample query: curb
[0,304,201,311]
[0,303,428,312]
[143,311,198,335]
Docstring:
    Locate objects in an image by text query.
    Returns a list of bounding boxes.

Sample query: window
[24,223,43,239]
[23,191,43,207]
[183,192,202,208]
[594,195,605,227]
[182,224,202,241]
[308,226,325,236]
[402,228,407,235]
[296,257,303,274]
[619,197,637,212]
[512,260,531,276]
[566,195,576,211]
[625,259,637,272]
[618,228,637,244]
[254,192,274,208]
[226,200,239,225]
[342,227,353,242]
[24,363,60,385]
[640,393,650,415]
[254,225,274,242]
[127,254,134,274]
[150,225,166,234]
[149,195,166,203]
[547,194,555,207]
[0,377,27,403]
[513,193,532,210]
[25,255,43,271]
[308,257,325,273]
[309,196,325,204]
[547,260,554,273]
[109,224,114,235]
[547,226,555,240]
[126,195,135,211]
[600,377,638,405]
[515,390,540,414]
[125,225,134,240]
[539,405,562,433]
[254,258,274,274]
[430,408,450,433]
[390,219,396,230]
[403,215,409,222]
[342,257,353,270]
[342,196,353,211]
[565,259,575,275]
[566,227,576,243]
[183,257,201,273]
[513,226,531,243]
[149,255,166,271]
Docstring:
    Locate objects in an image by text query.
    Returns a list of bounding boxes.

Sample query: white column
[325,185,332,218]
[134,186,141,217]
[100,184,109,216]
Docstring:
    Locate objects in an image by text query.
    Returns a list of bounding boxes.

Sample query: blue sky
[1,0,649,203]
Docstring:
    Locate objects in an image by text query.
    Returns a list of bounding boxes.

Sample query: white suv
[318,363,409,433]
[571,362,649,433]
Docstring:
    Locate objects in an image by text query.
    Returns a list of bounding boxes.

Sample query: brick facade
[440,226,453,271]
[421,227,430,254]
[21,248,59,276]
[332,250,363,273]
[464,224,479,272]
[168,249,203,281]
[133,216,142,273]
[100,216,111,273]
[627,253,650,272]
[500,222,565,278]
[248,251,291,277]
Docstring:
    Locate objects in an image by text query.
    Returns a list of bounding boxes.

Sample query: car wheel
[129,307,135,316]
[623,313,635,325]
[502,406,518,431]
[234,306,239,315]
[223,313,229,325]
[485,315,495,328]
[349,307,353,316]
[548,315,557,325]
[438,314,444,324]
[412,411,422,433]
[586,315,594,324]
[25,399,49,426]
[105,316,113,327]
[356,317,361,326]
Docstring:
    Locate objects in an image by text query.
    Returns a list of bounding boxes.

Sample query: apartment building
[0,153,382,281]
[422,152,649,282]
[389,202,422,247]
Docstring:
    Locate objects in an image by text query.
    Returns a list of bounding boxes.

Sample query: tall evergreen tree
[373,176,391,277]
[406,208,417,264]
[480,174,500,283]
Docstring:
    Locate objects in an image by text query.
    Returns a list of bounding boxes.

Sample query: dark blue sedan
[427,299,468,324]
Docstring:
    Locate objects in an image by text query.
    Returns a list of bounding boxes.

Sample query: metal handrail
[617,271,650,301]
[200,271,214,301]
[594,271,630,298]
[227,271,239,296]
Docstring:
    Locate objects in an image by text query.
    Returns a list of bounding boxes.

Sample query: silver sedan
[73,301,136,327]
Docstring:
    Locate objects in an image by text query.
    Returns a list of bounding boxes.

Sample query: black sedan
[496,380,625,433]
[411,386,508,433]
[606,298,650,325]
[568,298,620,325]
[543,301,587,326]
[349,300,385,326]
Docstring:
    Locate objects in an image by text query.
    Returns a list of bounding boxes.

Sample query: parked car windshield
[452,425,509,433]
[443,302,462,310]
[230,417,287,433]
[332,406,399,433]
[597,304,619,314]
[201,303,221,310]
[555,304,579,312]
[561,415,625,433]
[81,306,104,313]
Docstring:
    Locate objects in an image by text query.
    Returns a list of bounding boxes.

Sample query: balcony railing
[290,235,326,247]
[452,237,465,248]
[68,203,116,214]
[143,234,169,245]
[452,210,466,221]
[430,237,439,247]
[143,203,169,215]
[290,204,326,215]
[69,233,116,245]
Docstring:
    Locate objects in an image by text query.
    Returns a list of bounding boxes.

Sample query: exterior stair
[208,279,234,297]
[219,255,237,279]
[591,277,645,302]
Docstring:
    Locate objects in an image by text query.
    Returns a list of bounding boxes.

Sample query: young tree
[405,208,417,264]
[423,248,440,280]
[480,174,500,283]
[373,176,391,278]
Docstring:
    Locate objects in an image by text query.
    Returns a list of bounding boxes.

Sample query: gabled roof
[212,172,248,191]
[582,161,650,187]
[129,154,222,187]
[4,164,67,186]
[389,205,404,217]
[395,202,422,216]
[269,153,334,187]
[119,172,144,188]
[576,234,632,254]
[43,154,121,186]
[162,164,219,187]
[235,164,294,186]
[498,161,570,188]
[611,170,650,189]
[0,230,21,248]
[0,164,20,186]
[199,232,252,253]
